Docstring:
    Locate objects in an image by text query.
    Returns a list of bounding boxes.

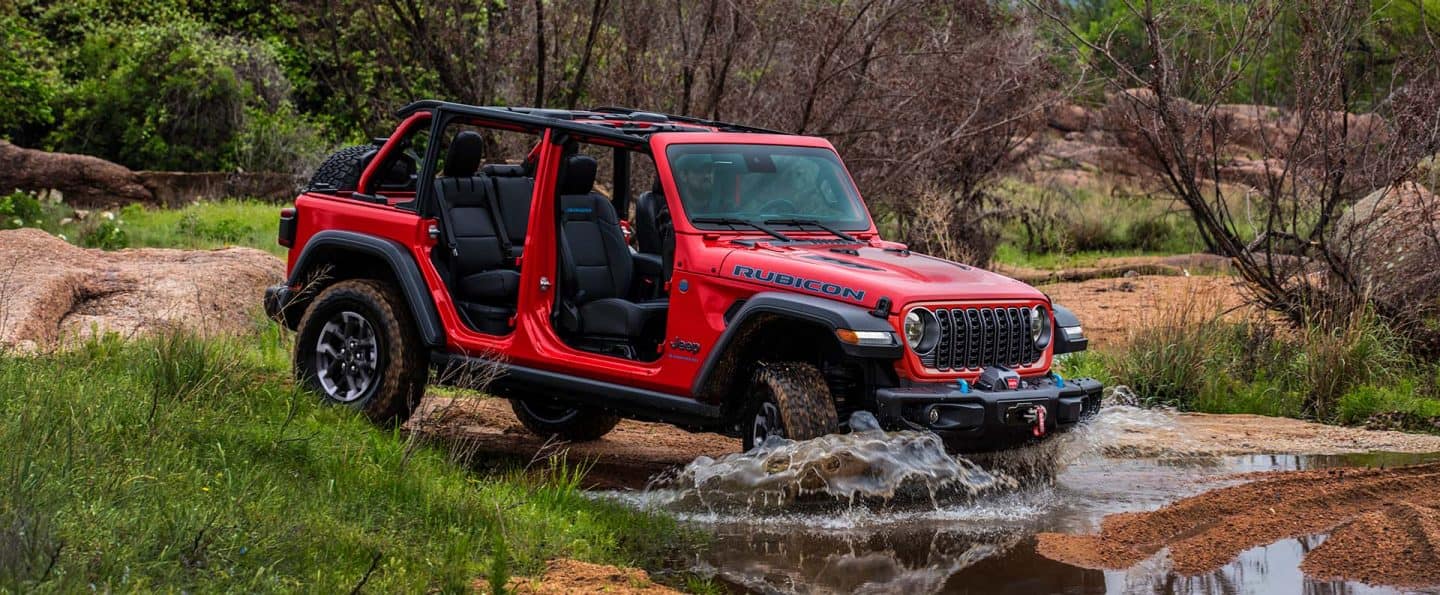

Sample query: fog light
[928,406,941,424]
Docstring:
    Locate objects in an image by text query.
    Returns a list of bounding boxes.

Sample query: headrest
[482,163,526,177]
[559,155,597,196]
[443,131,483,177]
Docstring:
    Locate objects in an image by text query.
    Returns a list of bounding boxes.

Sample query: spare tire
[306,145,375,192]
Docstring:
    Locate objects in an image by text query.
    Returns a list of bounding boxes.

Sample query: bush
[0,14,58,143]
[1102,296,1434,426]
[49,20,325,172]
[80,213,128,250]
[1127,217,1176,251]
[0,190,43,229]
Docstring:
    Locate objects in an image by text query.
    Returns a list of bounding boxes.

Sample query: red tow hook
[1030,405,1048,437]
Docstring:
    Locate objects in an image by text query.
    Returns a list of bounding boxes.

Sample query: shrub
[49,20,325,172]
[1103,296,1432,425]
[80,214,128,250]
[1127,217,1176,251]
[0,14,58,143]
[0,191,42,229]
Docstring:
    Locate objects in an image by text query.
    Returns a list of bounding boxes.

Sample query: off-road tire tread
[509,399,620,442]
[749,362,840,449]
[307,145,373,192]
[294,279,426,425]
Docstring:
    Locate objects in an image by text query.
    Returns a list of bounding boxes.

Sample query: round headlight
[904,308,940,354]
[1031,305,1051,348]
[904,310,925,348]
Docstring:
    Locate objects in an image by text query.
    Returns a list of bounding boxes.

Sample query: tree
[1035,0,1440,355]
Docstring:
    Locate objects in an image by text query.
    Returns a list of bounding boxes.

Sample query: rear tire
[509,398,620,441]
[742,362,840,451]
[306,145,374,192]
[294,279,427,425]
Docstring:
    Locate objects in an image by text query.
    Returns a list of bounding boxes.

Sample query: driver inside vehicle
[668,144,869,230]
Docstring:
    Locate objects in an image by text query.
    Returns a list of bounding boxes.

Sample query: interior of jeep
[427,124,673,361]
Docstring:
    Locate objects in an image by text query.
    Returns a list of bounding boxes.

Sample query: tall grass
[0,327,683,592]
[1099,292,1438,427]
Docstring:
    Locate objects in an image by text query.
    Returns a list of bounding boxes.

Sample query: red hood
[717,241,1047,308]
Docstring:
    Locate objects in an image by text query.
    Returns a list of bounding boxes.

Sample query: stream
[600,407,1440,594]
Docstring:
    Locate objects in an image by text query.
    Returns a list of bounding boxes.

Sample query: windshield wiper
[691,217,793,242]
[763,218,858,243]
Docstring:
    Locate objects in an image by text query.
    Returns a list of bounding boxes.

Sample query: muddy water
[603,408,1440,594]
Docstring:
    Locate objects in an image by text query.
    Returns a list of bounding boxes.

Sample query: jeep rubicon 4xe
[265,101,1102,453]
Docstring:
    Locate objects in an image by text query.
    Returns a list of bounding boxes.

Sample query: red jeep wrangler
[265,101,1101,452]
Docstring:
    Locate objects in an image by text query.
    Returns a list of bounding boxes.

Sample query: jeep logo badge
[668,338,701,354]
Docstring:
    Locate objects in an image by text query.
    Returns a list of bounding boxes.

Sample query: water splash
[640,411,1011,513]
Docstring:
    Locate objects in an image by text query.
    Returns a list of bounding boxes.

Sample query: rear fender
[284,230,444,347]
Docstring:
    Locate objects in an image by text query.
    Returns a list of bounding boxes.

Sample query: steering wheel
[756,198,798,215]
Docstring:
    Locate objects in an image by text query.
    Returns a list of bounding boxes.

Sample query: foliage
[993,180,1202,265]
[48,19,300,171]
[79,212,127,250]
[0,190,43,230]
[1099,295,1432,425]
[0,12,59,143]
[0,328,684,592]
[1065,0,1440,107]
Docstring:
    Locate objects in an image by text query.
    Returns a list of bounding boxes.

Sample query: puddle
[601,407,1440,594]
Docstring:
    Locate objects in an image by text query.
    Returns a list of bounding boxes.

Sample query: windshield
[665,144,871,231]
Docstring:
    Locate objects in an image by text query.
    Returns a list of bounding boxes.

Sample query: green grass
[1,191,284,256]
[112,200,285,255]
[1090,299,1440,429]
[0,326,688,592]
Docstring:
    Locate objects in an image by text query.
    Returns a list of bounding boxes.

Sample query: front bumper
[874,374,1103,452]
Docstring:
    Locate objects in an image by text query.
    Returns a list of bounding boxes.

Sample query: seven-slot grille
[918,306,1043,371]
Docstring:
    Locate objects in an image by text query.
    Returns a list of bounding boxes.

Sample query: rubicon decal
[731,265,866,302]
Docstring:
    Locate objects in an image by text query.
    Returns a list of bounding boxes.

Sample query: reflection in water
[697,525,1106,595]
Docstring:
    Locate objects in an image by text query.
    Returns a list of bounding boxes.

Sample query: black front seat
[557,155,667,339]
[633,181,674,281]
[434,131,518,332]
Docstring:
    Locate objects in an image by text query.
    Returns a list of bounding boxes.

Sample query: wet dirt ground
[415,397,1440,593]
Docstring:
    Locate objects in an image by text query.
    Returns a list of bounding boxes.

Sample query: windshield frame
[658,141,876,234]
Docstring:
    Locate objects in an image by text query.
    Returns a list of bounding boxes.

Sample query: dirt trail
[411,396,739,489]
[1097,409,1440,457]
[1035,462,1440,587]
[1041,273,1249,349]
[0,228,282,350]
[413,396,1440,489]
[476,559,681,594]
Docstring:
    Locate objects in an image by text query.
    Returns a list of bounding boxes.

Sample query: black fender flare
[286,230,445,347]
[691,292,902,399]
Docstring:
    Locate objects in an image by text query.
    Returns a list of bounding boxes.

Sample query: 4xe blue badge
[731,265,866,302]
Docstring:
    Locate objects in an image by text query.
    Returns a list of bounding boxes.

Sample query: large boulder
[0,228,284,351]
[1046,104,1093,133]
[0,141,153,207]
[1335,182,1440,321]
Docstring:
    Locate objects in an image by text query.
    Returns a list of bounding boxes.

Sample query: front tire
[742,362,840,451]
[509,398,620,441]
[294,279,427,425]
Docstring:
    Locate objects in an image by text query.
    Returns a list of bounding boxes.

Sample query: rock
[1218,157,1287,189]
[1047,104,1093,133]
[0,228,284,350]
[1335,182,1440,322]
[0,141,153,207]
